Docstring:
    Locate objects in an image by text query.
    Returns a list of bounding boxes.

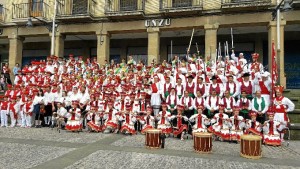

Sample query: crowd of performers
[0,51,295,146]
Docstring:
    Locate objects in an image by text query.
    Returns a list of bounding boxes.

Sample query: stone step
[289,123,300,140]
[289,109,300,123]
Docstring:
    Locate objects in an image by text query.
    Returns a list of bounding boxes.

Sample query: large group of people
[0,50,295,146]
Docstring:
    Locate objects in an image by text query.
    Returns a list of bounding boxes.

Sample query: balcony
[0,5,6,24]
[221,0,272,11]
[12,1,50,23]
[105,0,145,18]
[292,0,300,8]
[56,0,96,21]
[160,0,203,15]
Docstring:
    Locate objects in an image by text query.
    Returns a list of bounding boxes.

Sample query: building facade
[0,0,299,88]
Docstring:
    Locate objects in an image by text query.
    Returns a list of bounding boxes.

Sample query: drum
[240,135,262,159]
[145,129,162,148]
[193,132,212,153]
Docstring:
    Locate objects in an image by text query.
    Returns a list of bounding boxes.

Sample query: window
[72,0,88,15]
[172,0,192,8]
[120,0,138,11]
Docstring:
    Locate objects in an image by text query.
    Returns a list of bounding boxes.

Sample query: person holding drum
[140,106,155,134]
[170,105,188,140]
[189,105,210,133]
[208,105,229,141]
[156,102,172,135]
[227,106,245,142]
[245,111,263,136]
[119,104,137,135]
[263,111,282,146]
[273,85,295,142]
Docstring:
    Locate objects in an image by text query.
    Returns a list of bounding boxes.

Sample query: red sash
[197,115,202,128]
[218,113,223,126]
[177,116,182,127]
[161,111,166,124]
[151,83,158,93]
[259,81,270,95]
[269,121,274,135]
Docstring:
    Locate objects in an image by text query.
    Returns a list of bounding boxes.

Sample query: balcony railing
[57,0,96,18]
[105,0,145,15]
[12,1,50,20]
[160,0,203,11]
[221,0,272,9]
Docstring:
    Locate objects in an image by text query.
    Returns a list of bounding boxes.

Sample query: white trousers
[9,111,16,127]
[25,114,32,127]
[0,110,8,127]
[21,111,26,127]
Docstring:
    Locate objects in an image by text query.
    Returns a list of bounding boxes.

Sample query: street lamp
[272,0,293,51]
[26,0,58,56]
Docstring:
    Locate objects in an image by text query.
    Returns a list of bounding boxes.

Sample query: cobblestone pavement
[112,134,300,160]
[0,128,299,169]
[0,142,74,169]
[0,127,109,143]
[66,150,298,169]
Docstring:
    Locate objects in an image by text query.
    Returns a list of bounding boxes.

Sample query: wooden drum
[145,129,162,149]
[240,135,262,159]
[193,132,212,153]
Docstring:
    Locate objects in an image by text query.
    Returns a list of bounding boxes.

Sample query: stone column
[54,32,65,58]
[96,32,110,66]
[204,23,219,61]
[268,20,286,87]
[9,34,24,82]
[147,27,160,65]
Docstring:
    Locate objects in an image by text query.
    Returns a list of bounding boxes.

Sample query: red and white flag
[271,41,278,99]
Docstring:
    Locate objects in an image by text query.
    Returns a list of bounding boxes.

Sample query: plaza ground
[0,127,299,169]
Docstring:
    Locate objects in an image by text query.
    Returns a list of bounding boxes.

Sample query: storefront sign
[145,19,171,27]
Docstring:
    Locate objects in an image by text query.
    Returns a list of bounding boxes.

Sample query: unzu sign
[145,19,171,27]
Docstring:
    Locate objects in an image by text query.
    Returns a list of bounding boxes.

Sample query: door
[72,0,88,15]
[30,0,43,17]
